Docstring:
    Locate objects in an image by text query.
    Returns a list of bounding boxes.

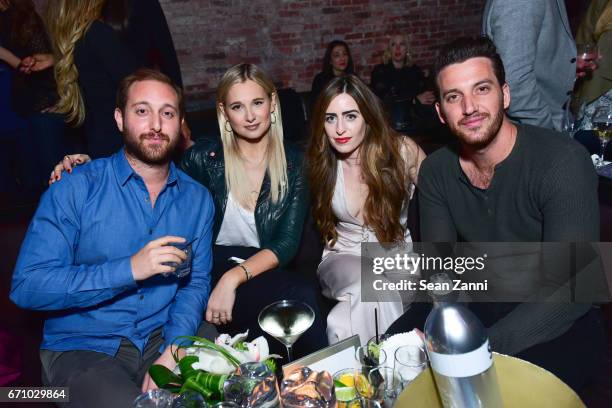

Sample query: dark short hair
[116,68,184,119]
[433,36,506,88]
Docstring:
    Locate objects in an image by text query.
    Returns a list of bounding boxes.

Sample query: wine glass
[258,299,314,362]
[592,106,612,168]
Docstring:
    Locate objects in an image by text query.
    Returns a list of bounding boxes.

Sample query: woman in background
[308,75,425,345]
[310,40,355,107]
[370,33,436,133]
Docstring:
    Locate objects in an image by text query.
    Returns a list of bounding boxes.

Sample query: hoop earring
[271,112,277,124]
[224,121,233,133]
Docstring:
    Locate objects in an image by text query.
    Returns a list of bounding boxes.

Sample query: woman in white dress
[307,74,425,345]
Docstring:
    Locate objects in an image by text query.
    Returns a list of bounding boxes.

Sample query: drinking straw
[375,308,379,344]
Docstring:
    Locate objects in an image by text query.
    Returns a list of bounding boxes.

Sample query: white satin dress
[317,164,414,346]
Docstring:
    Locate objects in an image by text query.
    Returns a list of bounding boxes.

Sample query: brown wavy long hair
[307,74,410,246]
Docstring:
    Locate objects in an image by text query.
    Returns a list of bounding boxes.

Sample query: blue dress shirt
[10,149,215,355]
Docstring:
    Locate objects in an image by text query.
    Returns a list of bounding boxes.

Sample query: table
[396,353,585,408]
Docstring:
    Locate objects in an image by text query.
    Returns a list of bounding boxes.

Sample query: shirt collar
[113,148,180,189]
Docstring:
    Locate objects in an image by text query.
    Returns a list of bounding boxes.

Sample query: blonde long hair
[46,0,105,125]
[382,33,413,66]
[595,1,612,41]
[216,64,288,208]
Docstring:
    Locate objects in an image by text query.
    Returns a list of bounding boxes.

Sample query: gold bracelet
[239,263,252,281]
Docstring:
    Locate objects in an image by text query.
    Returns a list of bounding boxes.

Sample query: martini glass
[258,299,315,362]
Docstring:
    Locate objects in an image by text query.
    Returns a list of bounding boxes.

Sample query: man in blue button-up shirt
[10,69,214,406]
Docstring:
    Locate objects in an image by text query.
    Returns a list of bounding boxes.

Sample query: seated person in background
[53,63,328,360]
[310,40,355,108]
[11,69,215,407]
[387,37,604,391]
[308,74,425,345]
[370,33,437,133]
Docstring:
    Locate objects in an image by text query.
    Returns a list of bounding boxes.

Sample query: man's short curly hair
[433,36,506,90]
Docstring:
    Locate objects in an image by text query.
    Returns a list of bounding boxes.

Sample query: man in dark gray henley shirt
[388,37,604,392]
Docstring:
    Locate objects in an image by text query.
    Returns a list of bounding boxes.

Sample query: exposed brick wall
[34,0,487,109]
[162,0,487,108]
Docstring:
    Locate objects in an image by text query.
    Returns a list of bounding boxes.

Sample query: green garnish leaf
[263,358,277,373]
[149,364,183,388]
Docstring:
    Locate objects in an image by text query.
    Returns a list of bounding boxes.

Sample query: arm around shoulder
[179,140,213,187]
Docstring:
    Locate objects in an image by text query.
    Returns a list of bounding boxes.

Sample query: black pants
[41,329,164,408]
[386,303,605,392]
[40,323,217,408]
[212,245,328,360]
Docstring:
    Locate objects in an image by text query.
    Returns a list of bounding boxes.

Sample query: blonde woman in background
[370,33,436,133]
[53,63,328,358]
[47,0,138,157]
[575,0,612,106]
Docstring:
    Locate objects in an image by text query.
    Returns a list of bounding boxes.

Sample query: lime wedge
[335,385,357,402]
[334,379,349,388]
[368,342,381,361]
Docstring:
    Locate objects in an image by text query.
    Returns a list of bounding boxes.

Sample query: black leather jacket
[180,138,308,267]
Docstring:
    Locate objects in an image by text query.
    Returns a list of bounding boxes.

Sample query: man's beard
[123,130,179,165]
[447,106,504,150]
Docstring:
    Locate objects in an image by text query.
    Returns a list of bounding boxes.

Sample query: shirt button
[139,295,144,300]
[145,197,149,202]
[487,209,493,215]
[149,229,153,235]
[570,57,576,63]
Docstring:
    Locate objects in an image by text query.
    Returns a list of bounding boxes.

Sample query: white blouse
[215,193,260,248]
